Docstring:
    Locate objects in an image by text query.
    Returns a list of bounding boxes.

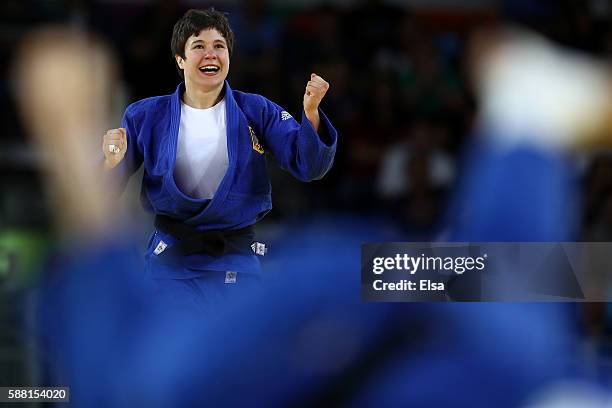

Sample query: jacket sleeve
[106,104,144,195]
[257,97,337,182]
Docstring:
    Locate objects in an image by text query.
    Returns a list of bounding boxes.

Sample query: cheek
[219,51,230,63]
[223,56,230,71]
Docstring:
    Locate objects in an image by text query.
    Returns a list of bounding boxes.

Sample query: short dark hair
[171,8,234,79]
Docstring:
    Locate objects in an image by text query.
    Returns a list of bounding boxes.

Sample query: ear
[175,55,184,69]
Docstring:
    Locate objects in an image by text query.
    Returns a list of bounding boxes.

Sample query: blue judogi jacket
[113,81,337,277]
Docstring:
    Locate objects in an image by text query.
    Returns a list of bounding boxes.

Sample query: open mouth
[199,65,220,74]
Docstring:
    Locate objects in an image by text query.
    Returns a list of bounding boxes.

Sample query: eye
[215,44,225,49]
[194,44,203,49]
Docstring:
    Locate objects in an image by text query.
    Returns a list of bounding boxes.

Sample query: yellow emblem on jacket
[249,125,264,154]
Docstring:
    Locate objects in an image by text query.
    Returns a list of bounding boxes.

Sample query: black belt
[154,215,255,257]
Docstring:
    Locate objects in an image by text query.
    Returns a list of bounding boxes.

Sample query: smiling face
[176,28,230,93]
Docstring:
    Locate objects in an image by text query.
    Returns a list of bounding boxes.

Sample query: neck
[182,81,224,108]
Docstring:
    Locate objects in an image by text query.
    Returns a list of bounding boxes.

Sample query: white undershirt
[174,97,228,199]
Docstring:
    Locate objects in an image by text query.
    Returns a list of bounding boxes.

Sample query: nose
[203,47,217,59]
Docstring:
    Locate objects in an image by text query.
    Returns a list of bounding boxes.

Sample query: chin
[197,77,225,90]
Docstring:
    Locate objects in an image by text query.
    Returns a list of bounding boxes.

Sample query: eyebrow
[190,39,227,45]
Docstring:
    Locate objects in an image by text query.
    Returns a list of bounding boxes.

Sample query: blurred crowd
[1,0,612,399]
[1,0,611,237]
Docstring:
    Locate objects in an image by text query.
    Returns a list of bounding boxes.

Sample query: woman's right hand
[103,128,127,168]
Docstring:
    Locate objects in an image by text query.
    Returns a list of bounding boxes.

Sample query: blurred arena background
[1,0,611,401]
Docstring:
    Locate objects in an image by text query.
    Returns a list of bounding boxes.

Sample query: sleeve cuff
[301,108,338,148]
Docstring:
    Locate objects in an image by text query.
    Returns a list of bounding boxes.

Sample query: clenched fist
[103,128,127,169]
[303,73,329,131]
[303,73,329,114]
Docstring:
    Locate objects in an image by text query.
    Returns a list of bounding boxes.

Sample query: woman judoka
[102,8,337,312]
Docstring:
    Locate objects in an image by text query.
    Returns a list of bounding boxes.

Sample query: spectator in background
[377,116,455,238]
[584,187,612,242]
[121,0,183,99]
[582,153,612,232]
[227,0,282,100]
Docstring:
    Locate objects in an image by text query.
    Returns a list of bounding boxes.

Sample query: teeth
[199,65,219,72]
